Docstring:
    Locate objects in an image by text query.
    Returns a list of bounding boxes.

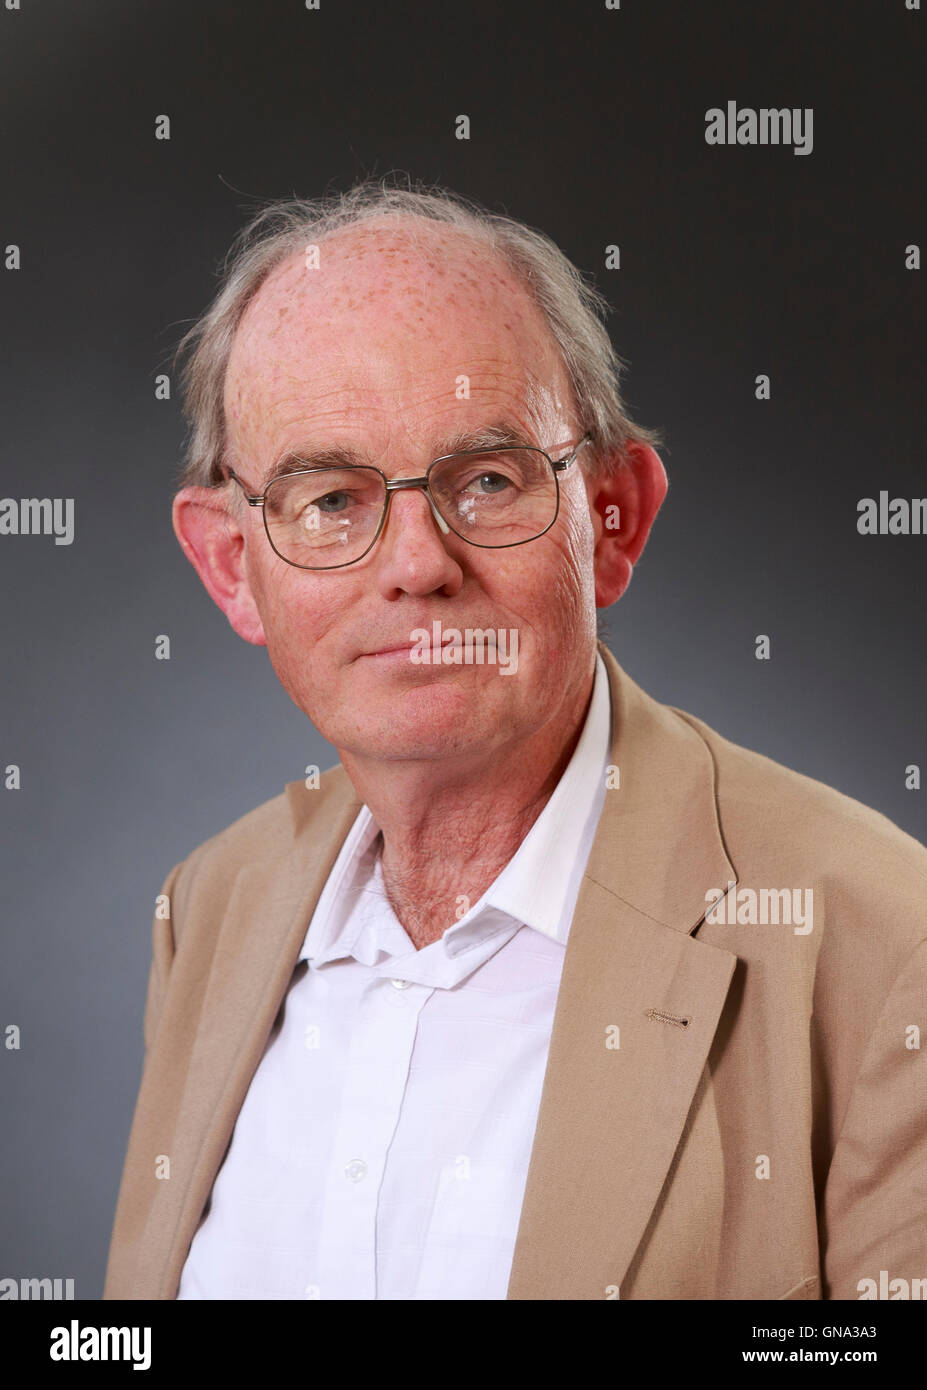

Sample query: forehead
[223,219,573,461]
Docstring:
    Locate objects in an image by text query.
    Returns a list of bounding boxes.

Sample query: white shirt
[177,653,611,1300]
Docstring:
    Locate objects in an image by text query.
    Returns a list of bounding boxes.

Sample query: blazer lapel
[147,769,362,1299]
[506,644,739,1298]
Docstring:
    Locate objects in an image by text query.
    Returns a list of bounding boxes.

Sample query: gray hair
[172,175,662,489]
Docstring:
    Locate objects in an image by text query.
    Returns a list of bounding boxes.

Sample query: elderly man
[105,180,927,1302]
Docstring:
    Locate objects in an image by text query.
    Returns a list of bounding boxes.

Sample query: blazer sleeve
[820,935,927,1299]
[142,860,185,1058]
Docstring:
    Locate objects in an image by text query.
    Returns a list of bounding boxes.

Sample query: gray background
[1,0,924,1297]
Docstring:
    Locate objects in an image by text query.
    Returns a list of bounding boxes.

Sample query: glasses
[222,433,594,570]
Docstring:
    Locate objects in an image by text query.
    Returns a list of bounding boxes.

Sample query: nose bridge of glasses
[383,474,431,493]
[382,474,451,535]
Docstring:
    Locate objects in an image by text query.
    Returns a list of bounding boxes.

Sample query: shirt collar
[297,809,382,965]
[473,650,611,946]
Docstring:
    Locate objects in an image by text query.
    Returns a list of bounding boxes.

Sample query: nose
[373,483,464,599]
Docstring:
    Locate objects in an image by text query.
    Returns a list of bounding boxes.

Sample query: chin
[339,677,517,761]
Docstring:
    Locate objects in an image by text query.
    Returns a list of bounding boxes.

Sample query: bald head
[222,218,577,488]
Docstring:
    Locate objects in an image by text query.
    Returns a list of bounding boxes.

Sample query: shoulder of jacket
[168,761,352,915]
[670,705,927,899]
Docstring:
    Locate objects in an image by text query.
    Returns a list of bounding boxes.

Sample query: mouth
[356,644,417,660]
[356,637,471,663]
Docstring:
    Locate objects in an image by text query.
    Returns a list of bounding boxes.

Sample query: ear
[171,486,267,646]
[584,442,668,607]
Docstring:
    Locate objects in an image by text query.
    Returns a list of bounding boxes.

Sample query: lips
[355,624,488,661]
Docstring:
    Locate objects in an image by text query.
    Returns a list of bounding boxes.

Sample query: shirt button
[390,978,411,989]
[344,1158,367,1182]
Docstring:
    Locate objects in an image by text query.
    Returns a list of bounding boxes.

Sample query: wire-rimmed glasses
[222,432,594,571]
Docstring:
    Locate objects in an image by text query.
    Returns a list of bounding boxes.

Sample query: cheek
[562,474,597,555]
[480,520,594,651]
[244,546,346,675]
[546,501,597,619]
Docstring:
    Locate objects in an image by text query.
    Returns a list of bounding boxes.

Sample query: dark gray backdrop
[1,0,924,1298]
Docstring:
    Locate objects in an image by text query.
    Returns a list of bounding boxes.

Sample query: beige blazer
[104,643,927,1300]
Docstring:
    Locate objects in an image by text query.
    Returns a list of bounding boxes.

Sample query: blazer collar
[504,641,740,1297]
[582,641,736,931]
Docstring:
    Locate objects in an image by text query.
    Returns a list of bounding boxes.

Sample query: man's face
[219,220,602,764]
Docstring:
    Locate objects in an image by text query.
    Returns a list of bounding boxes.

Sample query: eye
[313,490,350,513]
[462,471,513,495]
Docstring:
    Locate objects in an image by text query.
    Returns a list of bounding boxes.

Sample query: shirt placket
[314,970,430,1298]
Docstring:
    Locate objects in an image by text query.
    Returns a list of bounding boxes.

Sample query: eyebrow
[261,421,539,486]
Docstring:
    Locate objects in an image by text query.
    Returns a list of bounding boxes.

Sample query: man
[105,179,926,1301]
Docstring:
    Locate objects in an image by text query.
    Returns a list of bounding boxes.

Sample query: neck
[339,662,597,950]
